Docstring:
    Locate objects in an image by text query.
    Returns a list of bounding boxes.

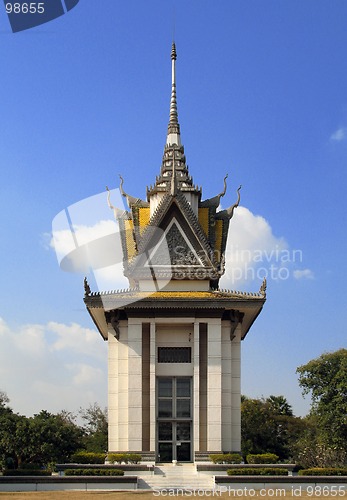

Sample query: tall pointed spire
[167,42,181,146]
[147,43,201,205]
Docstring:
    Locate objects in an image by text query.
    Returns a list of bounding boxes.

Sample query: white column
[149,319,156,452]
[207,318,222,451]
[231,324,242,452]
[221,321,232,451]
[127,318,143,451]
[193,320,200,454]
[117,322,129,451]
[108,328,119,452]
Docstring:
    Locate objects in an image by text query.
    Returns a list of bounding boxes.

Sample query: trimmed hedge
[227,468,288,476]
[20,463,42,470]
[65,468,124,476]
[3,469,51,476]
[298,468,347,476]
[246,453,279,464]
[69,451,106,464]
[107,453,141,464]
[210,453,242,464]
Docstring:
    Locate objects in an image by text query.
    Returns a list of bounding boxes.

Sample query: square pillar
[108,327,119,452]
[117,322,129,451]
[207,318,222,451]
[193,320,200,453]
[231,324,242,451]
[127,318,143,450]
[149,319,156,452]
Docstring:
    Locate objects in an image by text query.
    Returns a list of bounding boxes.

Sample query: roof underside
[84,289,265,341]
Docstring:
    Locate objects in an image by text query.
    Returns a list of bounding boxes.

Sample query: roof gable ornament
[226,184,242,219]
[217,185,242,219]
[200,174,228,208]
[119,175,149,208]
[106,186,127,218]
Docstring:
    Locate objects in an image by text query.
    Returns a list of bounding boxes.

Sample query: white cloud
[93,262,129,291]
[293,268,314,280]
[220,206,290,288]
[47,321,105,360]
[50,217,126,275]
[67,363,104,386]
[0,317,107,417]
[50,219,117,254]
[13,324,47,356]
[330,127,347,142]
[49,187,126,273]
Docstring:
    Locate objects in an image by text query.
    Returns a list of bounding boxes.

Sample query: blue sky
[0,0,346,418]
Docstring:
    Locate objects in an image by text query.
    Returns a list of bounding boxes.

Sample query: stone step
[138,477,214,490]
[138,465,214,490]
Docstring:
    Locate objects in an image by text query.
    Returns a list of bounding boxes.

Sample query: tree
[26,410,84,465]
[0,400,17,469]
[242,398,276,457]
[267,395,293,416]
[241,395,305,460]
[0,391,10,407]
[292,414,346,468]
[0,392,108,468]
[79,403,108,452]
[0,406,83,468]
[297,348,347,452]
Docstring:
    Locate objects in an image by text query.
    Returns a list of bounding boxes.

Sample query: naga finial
[119,175,126,198]
[200,173,229,208]
[106,185,126,218]
[226,185,241,219]
[221,174,228,198]
[218,253,226,276]
[84,277,91,297]
[260,277,267,297]
[216,173,228,202]
[118,174,149,208]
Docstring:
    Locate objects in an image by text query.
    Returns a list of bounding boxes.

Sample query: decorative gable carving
[123,194,221,282]
[148,219,203,267]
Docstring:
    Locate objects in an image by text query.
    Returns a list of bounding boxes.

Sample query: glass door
[157,377,192,462]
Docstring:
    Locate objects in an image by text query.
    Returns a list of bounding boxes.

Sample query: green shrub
[246,453,279,464]
[227,468,288,476]
[3,469,51,476]
[210,453,242,464]
[107,453,141,464]
[69,451,106,464]
[298,468,347,476]
[65,468,124,476]
[20,463,42,470]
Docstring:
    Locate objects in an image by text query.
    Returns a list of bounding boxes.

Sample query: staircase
[137,464,214,490]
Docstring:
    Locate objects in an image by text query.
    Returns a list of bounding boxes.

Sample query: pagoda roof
[84,282,266,341]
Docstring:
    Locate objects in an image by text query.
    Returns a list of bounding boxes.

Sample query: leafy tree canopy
[241,395,304,460]
[297,348,347,450]
[79,403,108,453]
